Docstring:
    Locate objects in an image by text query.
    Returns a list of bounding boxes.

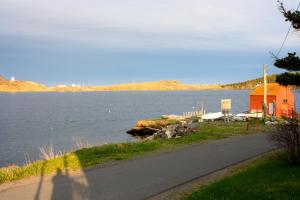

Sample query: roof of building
[250,83,285,96]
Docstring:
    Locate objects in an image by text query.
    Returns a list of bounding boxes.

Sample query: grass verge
[0,121,269,184]
[184,152,300,200]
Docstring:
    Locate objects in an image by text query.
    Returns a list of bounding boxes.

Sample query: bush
[268,117,300,164]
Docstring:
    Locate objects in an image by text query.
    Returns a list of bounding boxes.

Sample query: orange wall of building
[249,87,295,117]
[275,87,295,117]
[249,95,276,114]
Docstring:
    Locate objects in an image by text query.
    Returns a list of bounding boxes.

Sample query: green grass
[0,121,269,184]
[184,153,300,200]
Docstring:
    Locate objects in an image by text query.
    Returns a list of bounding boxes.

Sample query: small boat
[202,112,223,120]
[236,112,263,119]
[245,112,263,118]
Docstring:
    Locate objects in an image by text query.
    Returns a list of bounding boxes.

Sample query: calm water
[0,90,299,167]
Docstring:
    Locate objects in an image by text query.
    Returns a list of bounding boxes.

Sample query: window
[283,99,288,103]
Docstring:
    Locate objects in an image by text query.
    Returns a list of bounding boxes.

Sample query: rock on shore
[127,116,199,140]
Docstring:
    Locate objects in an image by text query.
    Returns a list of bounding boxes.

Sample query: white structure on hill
[10,76,15,82]
[71,84,81,88]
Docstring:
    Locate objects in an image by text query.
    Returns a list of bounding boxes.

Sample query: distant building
[58,84,67,88]
[10,76,15,82]
[71,84,81,88]
[249,83,295,117]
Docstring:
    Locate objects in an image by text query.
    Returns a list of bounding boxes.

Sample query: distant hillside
[0,74,287,92]
[0,76,222,92]
[91,80,222,91]
[0,76,48,92]
[221,74,277,89]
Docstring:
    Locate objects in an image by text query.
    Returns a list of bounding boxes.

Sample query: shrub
[268,117,300,164]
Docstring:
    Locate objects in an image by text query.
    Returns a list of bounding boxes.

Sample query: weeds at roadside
[38,143,64,160]
[0,121,272,184]
[72,137,91,149]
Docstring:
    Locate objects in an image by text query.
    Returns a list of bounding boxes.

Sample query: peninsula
[0,74,278,92]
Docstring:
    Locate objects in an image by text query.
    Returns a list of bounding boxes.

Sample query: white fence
[183,111,204,118]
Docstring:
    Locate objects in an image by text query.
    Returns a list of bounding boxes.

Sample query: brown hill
[91,80,221,91]
[0,74,287,92]
[51,86,93,92]
[0,77,221,92]
[0,76,48,92]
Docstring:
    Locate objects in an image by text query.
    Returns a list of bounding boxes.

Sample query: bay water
[0,90,299,167]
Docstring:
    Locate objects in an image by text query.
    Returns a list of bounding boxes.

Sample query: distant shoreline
[0,78,229,92]
[0,88,251,93]
[1,74,297,93]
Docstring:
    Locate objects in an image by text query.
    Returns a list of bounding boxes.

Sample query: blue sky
[0,0,299,85]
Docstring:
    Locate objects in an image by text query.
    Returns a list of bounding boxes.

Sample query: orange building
[249,83,295,117]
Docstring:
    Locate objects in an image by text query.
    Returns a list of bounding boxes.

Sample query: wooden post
[256,106,259,130]
[263,64,267,123]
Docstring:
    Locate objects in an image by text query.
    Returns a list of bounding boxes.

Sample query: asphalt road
[0,134,274,200]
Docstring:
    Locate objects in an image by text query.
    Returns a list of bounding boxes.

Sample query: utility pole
[263,64,267,123]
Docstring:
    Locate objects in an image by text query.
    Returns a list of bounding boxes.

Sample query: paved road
[0,134,274,200]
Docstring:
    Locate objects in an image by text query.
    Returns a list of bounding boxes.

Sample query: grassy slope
[185,153,300,200]
[221,74,277,89]
[0,121,268,184]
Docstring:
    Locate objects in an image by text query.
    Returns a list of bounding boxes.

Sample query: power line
[272,0,300,59]
[273,24,293,58]
[267,1,300,69]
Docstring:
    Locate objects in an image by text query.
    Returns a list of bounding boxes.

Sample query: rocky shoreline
[127,115,200,140]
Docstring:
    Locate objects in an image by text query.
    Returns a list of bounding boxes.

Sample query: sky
[0,0,299,85]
